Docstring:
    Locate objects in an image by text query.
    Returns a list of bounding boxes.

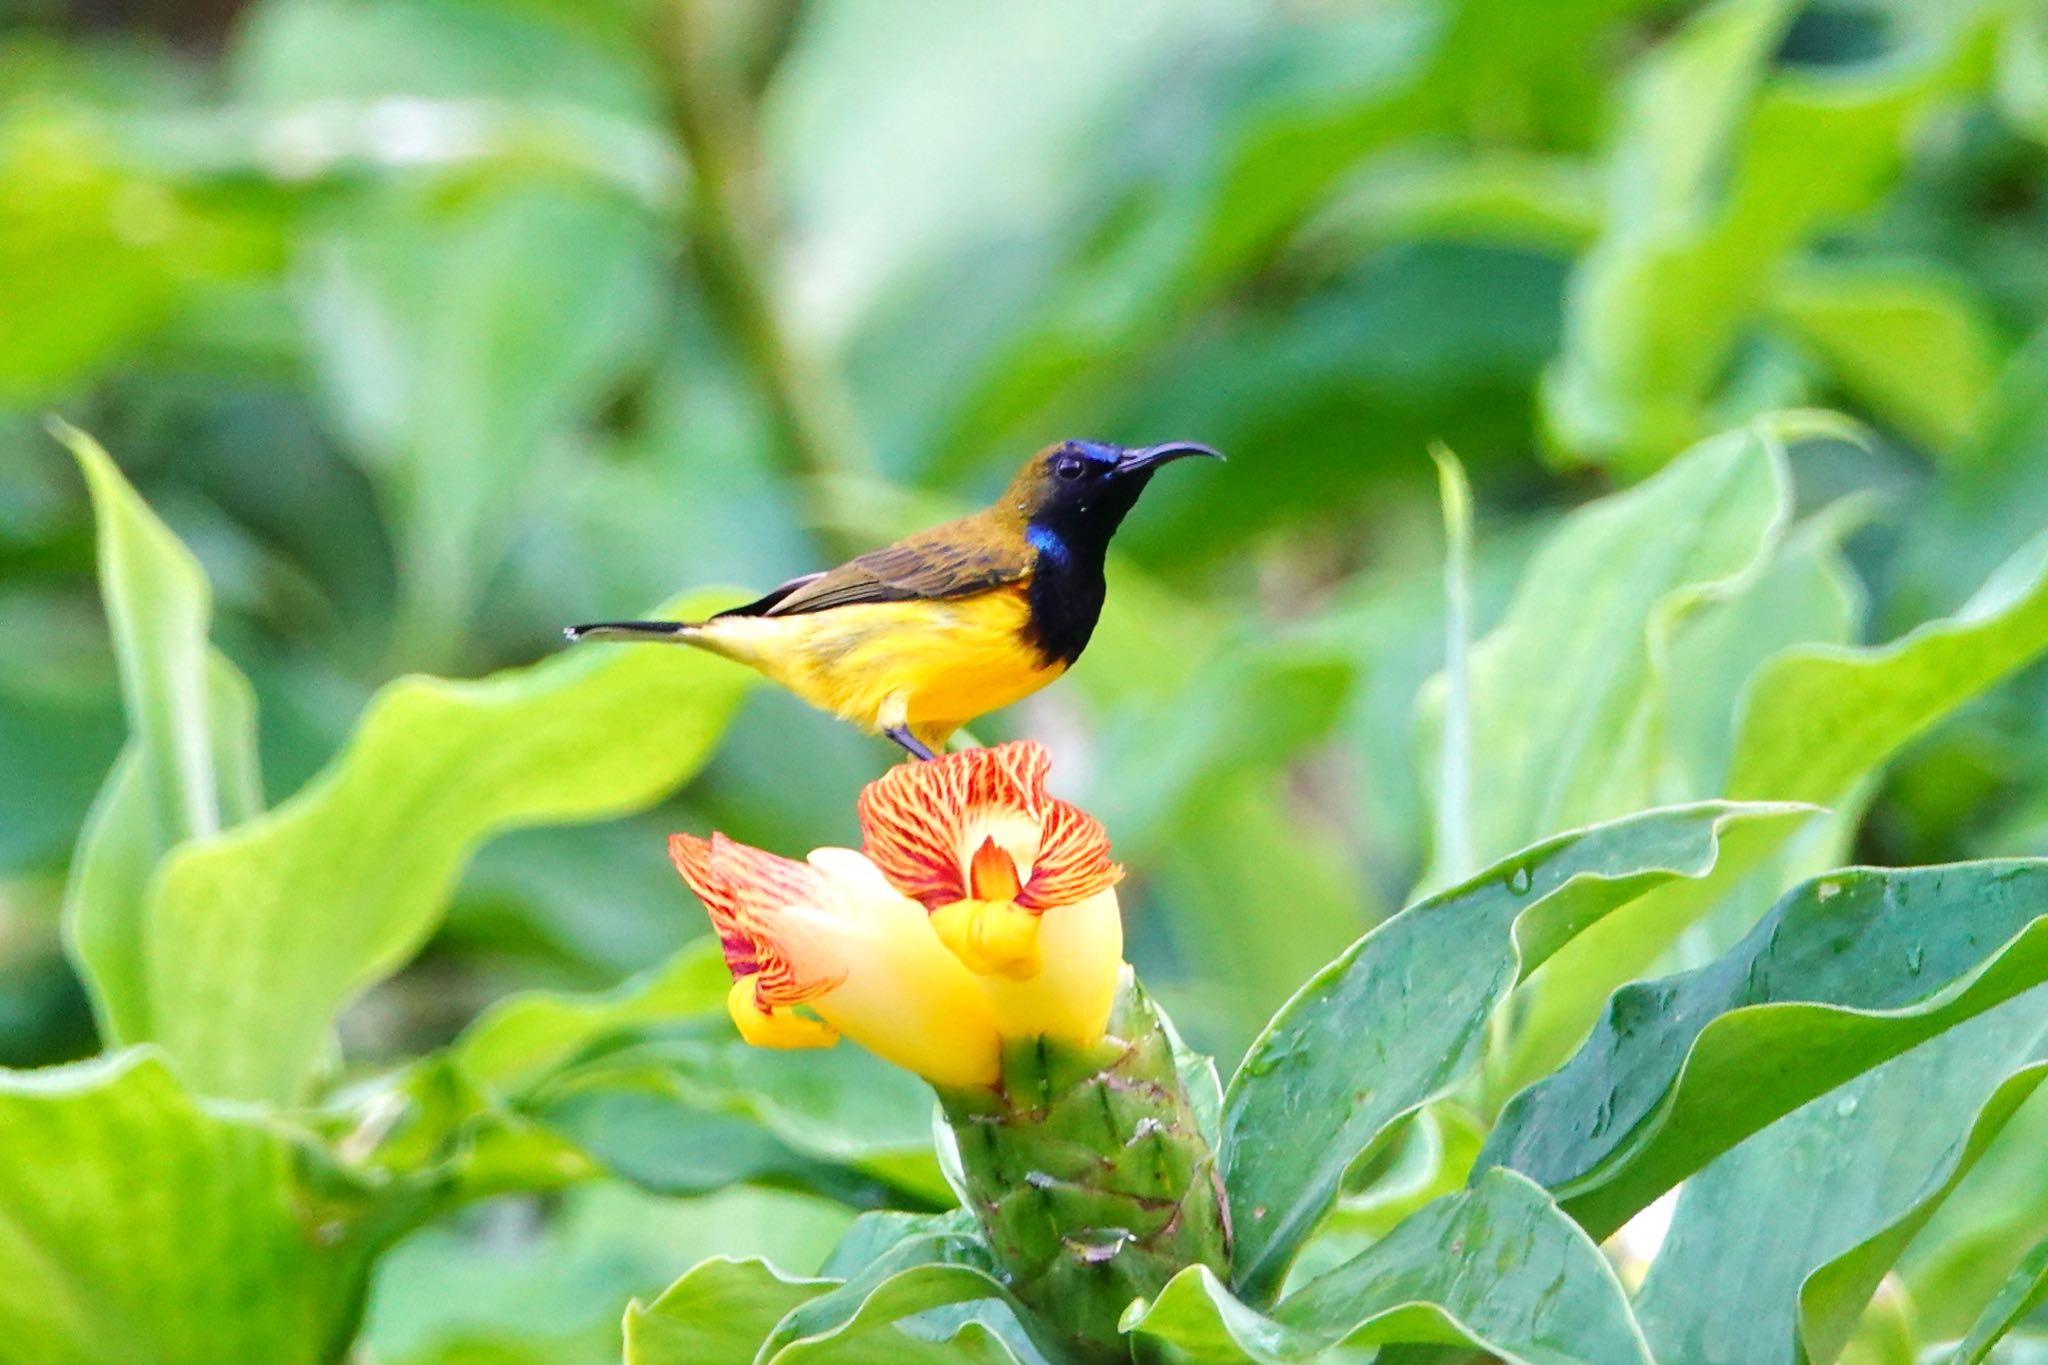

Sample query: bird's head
[1003,439,1222,557]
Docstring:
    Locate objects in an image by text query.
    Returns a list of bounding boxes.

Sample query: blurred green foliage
[8,0,2048,1359]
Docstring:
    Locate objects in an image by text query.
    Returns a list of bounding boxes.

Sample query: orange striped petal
[857,742,1049,907]
[668,832,847,1009]
[1016,798,1122,911]
[857,741,1118,914]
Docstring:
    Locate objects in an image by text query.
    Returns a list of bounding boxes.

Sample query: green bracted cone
[936,975,1231,1363]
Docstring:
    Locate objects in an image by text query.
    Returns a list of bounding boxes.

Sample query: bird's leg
[884,726,939,762]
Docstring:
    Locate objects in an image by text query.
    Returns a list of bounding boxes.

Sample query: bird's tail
[563,620,702,645]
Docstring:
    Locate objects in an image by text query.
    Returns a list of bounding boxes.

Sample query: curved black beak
[1114,440,1225,475]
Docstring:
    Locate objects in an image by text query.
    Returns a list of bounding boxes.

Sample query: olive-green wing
[716,517,1031,619]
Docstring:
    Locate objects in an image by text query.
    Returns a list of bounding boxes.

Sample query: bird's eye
[1054,456,1087,481]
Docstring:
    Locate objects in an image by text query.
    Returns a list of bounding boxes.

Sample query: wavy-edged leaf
[528,1032,949,1208]
[453,937,732,1094]
[0,1049,423,1363]
[624,1257,832,1365]
[626,1241,1036,1365]
[1484,861,2048,1239]
[1635,989,2048,1365]
[1504,521,2048,1092]
[1902,1084,2048,1340]
[145,589,751,1103]
[1418,422,1788,886]
[1124,1169,1652,1365]
[765,1261,1031,1364]
[54,424,263,1043]
[1947,1235,2048,1365]
[1220,799,1805,1301]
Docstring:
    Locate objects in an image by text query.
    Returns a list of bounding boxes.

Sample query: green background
[5,0,2048,1359]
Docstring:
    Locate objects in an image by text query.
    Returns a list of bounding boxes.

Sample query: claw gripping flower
[669,741,1230,1362]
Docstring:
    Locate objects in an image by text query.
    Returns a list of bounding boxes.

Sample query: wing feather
[715,516,1030,619]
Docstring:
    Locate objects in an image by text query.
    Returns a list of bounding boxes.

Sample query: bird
[565,439,1221,760]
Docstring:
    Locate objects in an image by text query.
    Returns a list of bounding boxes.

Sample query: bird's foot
[883,726,939,762]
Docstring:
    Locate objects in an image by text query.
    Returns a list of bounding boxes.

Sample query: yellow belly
[689,587,1067,746]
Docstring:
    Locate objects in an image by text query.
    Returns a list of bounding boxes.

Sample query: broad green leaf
[763,1239,1032,1365]
[526,1018,949,1206]
[1483,861,2048,1240]
[1220,799,1803,1301]
[57,423,235,844]
[1417,421,1787,887]
[145,589,751,1103]
[624,1258,832,1365]
[361,1182,838,1365]
[0,1049,423,1363]
[55,424,265,1045]
[1657,495,1868,799]
[1769,262,2000,453]
[1503,522,2048,1091]
[453,937,731,1094]
[1902,1086,2048,1339]
[1123,1169,1652,1365]
[1732,529,2048,807]
[1634,989,2048,1365]
[1947,1236,2048,1365]
[344,939,942,1210]
[625,1252,1030,1365]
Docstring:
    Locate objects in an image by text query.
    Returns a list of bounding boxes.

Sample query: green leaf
[452,937,732,1094]
[0,1049,422,1363]
[1417,420,1788,888]
[624,1258,833,1365]
[625,1248,1034,1365]
[54,423,264,1045]
[1732,529,2048,807]
[527,1017,949,1206]
[1429,444,1475,881]
[1769,262,2000,453]
[763,1250,1031,1364]
[1503,521,2048,1092]
[145,589,751,1103]
[1483,861,2048,1240]
[1220,799,1804,1302]
[1901,1081,2048,1339]
[1634,989,2048,1365]
[1123,1169,1652,1365]
[1946,1235,2048,1365]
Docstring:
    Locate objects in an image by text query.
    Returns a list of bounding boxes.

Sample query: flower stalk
[936,973,1231,1363]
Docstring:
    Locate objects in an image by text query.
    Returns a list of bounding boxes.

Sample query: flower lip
[857,741,1121,913]
[970,837,1024,901]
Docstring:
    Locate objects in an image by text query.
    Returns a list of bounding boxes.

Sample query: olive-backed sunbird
[565,439,1219,760]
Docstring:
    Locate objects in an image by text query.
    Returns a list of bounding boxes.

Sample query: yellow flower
[669,741,1128,1085]
[669,832,1001,1087]
[859,741,1125,1047]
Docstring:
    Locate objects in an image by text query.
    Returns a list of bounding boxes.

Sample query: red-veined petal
[1016,799,1123,910]
[858,742,1054,908]
[668,831,847,1008]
